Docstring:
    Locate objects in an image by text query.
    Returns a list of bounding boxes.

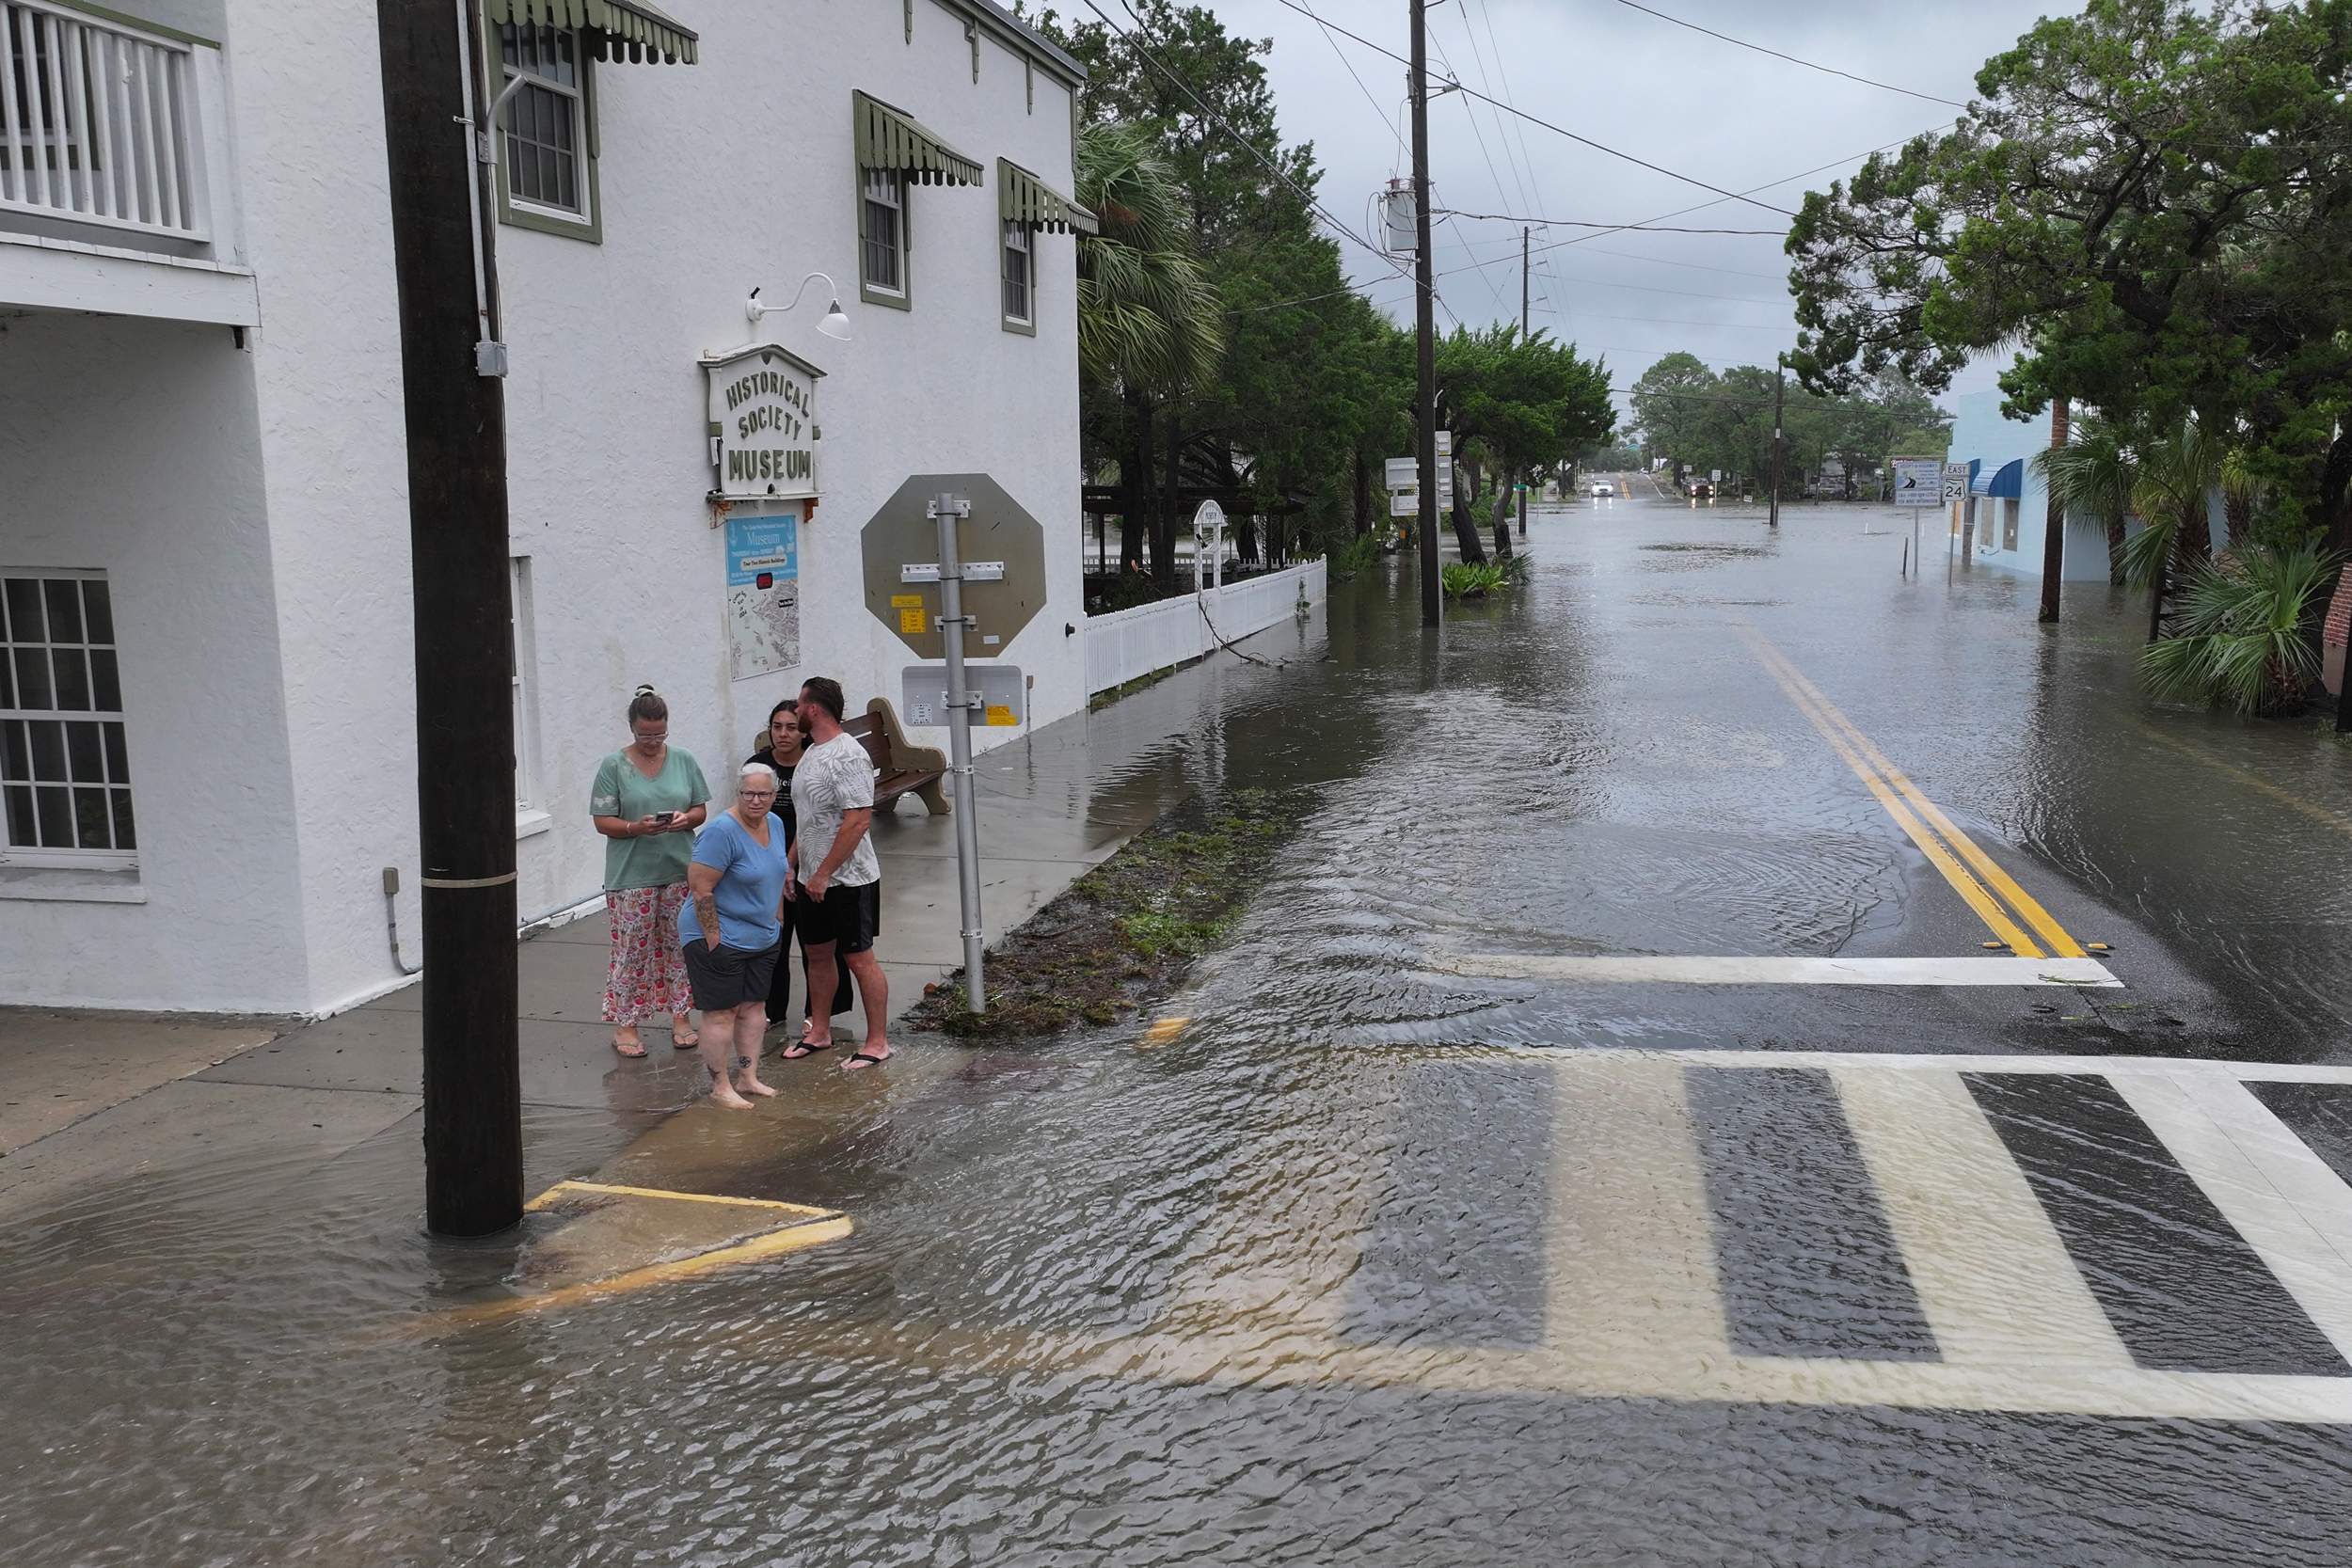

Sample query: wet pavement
[7,482,2352,1562]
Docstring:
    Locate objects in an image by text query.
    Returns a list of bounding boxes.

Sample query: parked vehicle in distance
[1689,481,1713,499]
[1590,482,1615,498]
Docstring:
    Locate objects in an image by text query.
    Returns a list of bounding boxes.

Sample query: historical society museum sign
[702,342,824,499]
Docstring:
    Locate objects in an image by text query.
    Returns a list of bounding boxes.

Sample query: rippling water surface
[7,499,2352,1564]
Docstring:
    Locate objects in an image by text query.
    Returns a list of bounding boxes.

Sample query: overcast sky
[1192,0,2073,422]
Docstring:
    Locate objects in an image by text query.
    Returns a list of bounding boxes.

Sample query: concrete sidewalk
[0,642,1296,1225]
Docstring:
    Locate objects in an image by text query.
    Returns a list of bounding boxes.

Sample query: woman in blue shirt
[678,763,795,1108]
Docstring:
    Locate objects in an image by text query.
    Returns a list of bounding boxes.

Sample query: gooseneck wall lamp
[747,273,852,341]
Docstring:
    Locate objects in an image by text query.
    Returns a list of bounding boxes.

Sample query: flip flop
[841,1050,890,1070]
[612,1037,648,1058]
[671,1031,699,1050]
[779,1039,831,1059]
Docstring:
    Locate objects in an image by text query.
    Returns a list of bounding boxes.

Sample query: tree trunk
[1491,472,1514,560]
[1121,390,1152,576]
[1353,451,1371,536]
[2106,513,2128,586]
[2317,426,2352,561]
[1452,489,1487,564]
[1152,407,1181,587]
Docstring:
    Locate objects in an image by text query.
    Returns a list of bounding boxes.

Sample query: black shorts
[793,879,881,955]
[681,937,781,1012]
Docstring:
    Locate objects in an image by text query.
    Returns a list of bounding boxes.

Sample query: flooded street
[9,483,2352,1563]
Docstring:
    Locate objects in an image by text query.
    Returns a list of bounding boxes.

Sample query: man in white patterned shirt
[785,676,891,1069]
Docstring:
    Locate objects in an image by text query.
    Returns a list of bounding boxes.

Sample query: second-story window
[500,24,585,217]
[861,168,906,295]
[1001,220,1032,325]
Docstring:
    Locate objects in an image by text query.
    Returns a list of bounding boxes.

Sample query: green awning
[998,158,1095,234]
[854,91,983,187]
[485,0,696,64]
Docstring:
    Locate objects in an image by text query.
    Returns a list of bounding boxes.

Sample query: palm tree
[2031,412,2136,586]
[2125,418,2227,641]
[1073,122,1222,582]
[2142,544,2340,714]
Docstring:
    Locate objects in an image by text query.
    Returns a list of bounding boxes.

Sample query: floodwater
[8,484,2352,1563]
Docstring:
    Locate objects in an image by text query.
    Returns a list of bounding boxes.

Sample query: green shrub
[2141,544,2341,715]
[1441,561,1513,598]
[1327,531,1386,581]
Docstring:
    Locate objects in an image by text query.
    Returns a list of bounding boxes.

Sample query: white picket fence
[1085,559,1327,695]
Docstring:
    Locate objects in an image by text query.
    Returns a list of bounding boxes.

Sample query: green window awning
[486,0,697,64]
[998,158,1096,234]
[854,91,983,187]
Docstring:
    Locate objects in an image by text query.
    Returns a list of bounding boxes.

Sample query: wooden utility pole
[1518,226,1530,540]
[2038,398,2069,622]
[1766,356,1785,530]
[1411,0,1440,626]
[375,0,523,1236]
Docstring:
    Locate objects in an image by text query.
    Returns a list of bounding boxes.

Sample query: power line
[1610,0,1969,109]
[1301,5,1406,159]
[1270,0,1796,216]
[1436,210,1782,234]
[1081,0,1440,312]
[1579,246,1787,281]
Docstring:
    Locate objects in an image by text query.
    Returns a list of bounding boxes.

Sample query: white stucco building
[1944,389,2119,579]
[0,0,1089,1013]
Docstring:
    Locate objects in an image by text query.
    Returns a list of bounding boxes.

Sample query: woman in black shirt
[748,697,854,1047]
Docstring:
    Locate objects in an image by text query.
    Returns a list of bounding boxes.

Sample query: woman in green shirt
[591,687,711,1056]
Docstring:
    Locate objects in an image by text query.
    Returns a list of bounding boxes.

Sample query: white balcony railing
[1,0,208,241]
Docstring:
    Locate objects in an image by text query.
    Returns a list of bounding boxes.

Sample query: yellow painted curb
[404,1182,853,1332]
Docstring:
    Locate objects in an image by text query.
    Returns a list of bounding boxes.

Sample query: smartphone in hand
[653,812,675,825]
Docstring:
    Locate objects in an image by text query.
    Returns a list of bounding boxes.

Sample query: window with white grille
[500,23,585,217]
[861,166,904,294]
[1,573,135,865]
[1001,219,1031,325]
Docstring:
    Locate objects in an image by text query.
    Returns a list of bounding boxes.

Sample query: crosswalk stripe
[1833,1067,2130,1370]
[1543,1056,1730,1384]
[2110,1071,2352,1366]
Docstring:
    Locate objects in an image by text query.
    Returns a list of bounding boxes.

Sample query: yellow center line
[1745,637,2086,958]
[2126,721,2352,841]
[1740,635,2043,956]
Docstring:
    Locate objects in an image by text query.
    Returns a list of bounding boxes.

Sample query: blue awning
[1971,458,2024,499]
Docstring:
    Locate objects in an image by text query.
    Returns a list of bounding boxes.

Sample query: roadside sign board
[1943,461,1973,501]
[901,663,1025,727]
[861,473,1047,657]
[1891,458,1944,505]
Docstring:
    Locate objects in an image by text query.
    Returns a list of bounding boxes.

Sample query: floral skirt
[603,884,693,1023]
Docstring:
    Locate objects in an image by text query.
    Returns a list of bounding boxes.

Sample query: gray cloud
[1204,0,2067,410]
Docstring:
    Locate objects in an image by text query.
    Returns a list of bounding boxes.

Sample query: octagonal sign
[861,472,1049,659]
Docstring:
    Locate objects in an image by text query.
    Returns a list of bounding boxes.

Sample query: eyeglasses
[632,730,668,742]
[739,789,776,800]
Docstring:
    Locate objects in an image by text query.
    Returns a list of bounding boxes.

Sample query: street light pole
[1411,0,1440,628]
[1767,355,1785,531]
[375,0,522,1236]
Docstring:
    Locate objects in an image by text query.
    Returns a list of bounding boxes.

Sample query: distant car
[1689,480,1713,499]
[1589,482,1615,498]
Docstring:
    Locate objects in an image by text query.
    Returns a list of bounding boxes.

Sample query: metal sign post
[928,492,987,1014]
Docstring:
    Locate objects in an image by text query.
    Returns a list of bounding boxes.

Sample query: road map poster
[725,508,800,682]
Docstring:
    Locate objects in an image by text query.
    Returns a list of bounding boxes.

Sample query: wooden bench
[847,698,950,816]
